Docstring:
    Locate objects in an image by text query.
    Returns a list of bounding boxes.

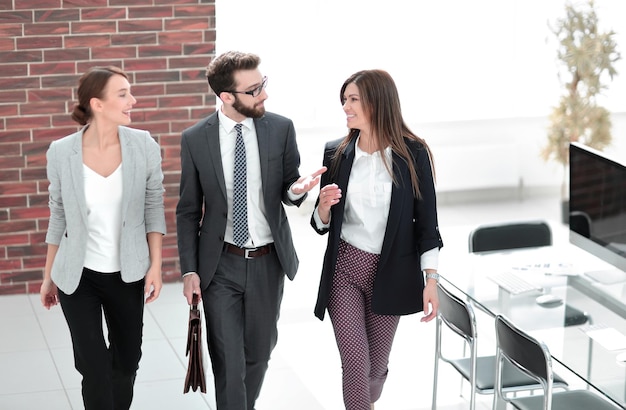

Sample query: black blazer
[176,111,305,289]
[311,137,443,319]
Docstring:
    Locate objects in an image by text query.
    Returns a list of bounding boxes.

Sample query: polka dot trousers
[328,240,400,410]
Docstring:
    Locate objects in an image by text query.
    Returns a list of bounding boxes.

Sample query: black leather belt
[224,243,274,259]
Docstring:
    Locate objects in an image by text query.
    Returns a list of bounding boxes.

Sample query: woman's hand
[421,279,439,322]
[40,278,58,310]
[144,265,163,304]
[317,183,342,224]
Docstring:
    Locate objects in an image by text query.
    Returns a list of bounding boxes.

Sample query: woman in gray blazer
[39,66,166,410]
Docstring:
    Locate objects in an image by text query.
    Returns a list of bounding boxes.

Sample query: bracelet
[425,273,440,282]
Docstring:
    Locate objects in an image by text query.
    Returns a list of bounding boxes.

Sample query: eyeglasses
[227,76,268,98]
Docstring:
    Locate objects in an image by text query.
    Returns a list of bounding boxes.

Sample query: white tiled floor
[0,191,563,410]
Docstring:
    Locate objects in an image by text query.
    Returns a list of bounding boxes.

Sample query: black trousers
[203,248,284,410]
[59,268,145,410]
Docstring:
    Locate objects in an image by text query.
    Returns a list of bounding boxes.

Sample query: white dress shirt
[314,136,438,270]
[342,139,393,254]
[219,112,273,248]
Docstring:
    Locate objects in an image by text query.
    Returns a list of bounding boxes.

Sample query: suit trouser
[202,247,284,410]
[328,240,400,410]
[59,268,145,410]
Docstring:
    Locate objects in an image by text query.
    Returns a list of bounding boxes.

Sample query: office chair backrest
[495,314,552,386]
[469,220,552,253]
[494,317,623,410]
[434,283,481,410]
[437,283,476,341]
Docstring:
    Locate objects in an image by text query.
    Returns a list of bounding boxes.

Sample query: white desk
[440,244,626,408]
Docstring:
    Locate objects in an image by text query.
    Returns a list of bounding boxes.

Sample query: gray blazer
[176,111,305,288]
[45,126,166,294]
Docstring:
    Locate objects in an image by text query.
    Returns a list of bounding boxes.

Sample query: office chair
[432,283,568,410]
[468,220,591,327]
[494,314,622,410]
[468,220,552,253]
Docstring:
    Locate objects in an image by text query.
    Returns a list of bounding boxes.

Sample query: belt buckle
[244,247,257,259]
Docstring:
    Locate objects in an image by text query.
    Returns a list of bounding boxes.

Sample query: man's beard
[233,96,265,119]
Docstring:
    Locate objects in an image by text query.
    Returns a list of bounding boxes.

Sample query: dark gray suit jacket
[176,111,305,288]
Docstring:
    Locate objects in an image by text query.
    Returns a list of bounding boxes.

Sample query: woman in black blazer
[311,69,443,410]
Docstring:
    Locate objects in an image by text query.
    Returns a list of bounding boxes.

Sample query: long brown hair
[330,69,434,198]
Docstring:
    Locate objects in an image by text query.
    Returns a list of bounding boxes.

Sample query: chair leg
[432,319,441,410]
[582,326,603,405]
[493,396,507,410]
[432,357,439,410]
[457,339,467,401]
[468,343,477,410]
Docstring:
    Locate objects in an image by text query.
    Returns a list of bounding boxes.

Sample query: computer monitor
[569,142,626,284]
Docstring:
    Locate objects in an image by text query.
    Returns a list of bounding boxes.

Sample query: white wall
[215,0,626,197]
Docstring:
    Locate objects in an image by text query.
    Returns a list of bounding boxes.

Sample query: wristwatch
[425,273,440,282]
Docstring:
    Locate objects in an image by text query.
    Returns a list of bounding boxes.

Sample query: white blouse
[83,164,123,272]
[314,136,438,270]
[341,139,393,254]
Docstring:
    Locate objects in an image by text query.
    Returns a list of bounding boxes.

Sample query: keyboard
[488,272,543,295]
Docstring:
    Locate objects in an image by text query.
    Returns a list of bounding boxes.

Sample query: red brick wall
[0,0,216,295]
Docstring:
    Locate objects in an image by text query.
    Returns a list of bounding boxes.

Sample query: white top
[314,136,438,270]
[342,140,393,254]
[219,112,273,247]
[83,163,123,272]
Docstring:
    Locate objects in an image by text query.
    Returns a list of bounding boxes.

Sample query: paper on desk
[511,261,577,276]
[582,326,626,351]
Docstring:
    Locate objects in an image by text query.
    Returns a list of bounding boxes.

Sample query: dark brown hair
[206,51,261,96]
[71,66,128,126]
[331,69,434,198]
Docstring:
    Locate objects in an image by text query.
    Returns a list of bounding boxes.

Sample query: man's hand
[291,167,327,195]
[183,273,202,305]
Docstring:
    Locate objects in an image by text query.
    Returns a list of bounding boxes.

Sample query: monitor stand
[584,268,626,285]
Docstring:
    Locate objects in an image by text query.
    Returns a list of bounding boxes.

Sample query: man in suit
[176,51,325,410]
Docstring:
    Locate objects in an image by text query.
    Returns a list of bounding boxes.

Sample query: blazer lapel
[119,127,134,221]
[332,138,356,232]
[205,113,227,200]
[379,152,407,269]
[254,116,270,194]
[69,130,89,226]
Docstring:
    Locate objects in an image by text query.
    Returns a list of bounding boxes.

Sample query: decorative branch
[543,0,620,170]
